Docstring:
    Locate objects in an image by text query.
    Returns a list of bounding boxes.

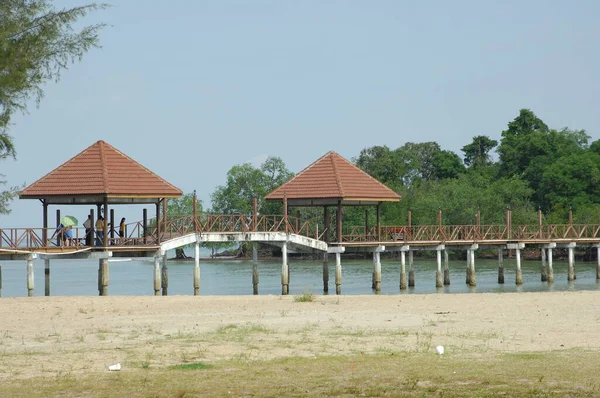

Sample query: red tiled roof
[265,151,400,202]
[20,140,182,198]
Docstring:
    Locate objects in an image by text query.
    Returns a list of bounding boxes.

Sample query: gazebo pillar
[283,196,288,233]
[42,200,48,244]
[364,209,369,240]
[103,197,108,248]
[323,206,330,293]
[156,201,161,244]
[336,201,342,243]
[376,203,381,241]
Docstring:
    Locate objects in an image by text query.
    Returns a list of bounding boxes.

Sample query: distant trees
[351,109,600,226]
[210,156,294,214]
[189,109,599,229]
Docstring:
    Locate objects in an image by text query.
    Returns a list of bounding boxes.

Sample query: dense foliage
[210,109,599,228]
[0,1,107,214]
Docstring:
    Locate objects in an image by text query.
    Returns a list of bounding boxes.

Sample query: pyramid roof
[20,140,182,204]
[265,151,400,206]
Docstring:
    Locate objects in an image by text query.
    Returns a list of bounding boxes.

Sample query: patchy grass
[2,350,600,397]
[169,362,213,370]
[294,292,316,303]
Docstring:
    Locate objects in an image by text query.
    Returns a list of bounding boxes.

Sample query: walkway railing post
[538,208,543,239]
[193,190,198,233]
[283,195,288,234]
[252,197,258,232]
[407,210,412,241]
[437,207,443,240]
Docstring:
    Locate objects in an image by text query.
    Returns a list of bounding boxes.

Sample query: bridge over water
[1,213,599,297]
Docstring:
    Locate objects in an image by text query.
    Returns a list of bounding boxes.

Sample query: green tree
[210,157,294,214]
[431,149,465,180]
[461,135,498,168]
[0,1,107,214]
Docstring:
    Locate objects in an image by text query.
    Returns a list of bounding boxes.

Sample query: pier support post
[371,252,376,290]
[98,258,109,296]
[27,254,35,297]
[281,242,289,295]
[253,245,259,295]
[153,254,161,295]
[322,252,329,294]
[435,246,443,288]
[596,245,600,280]
[161,253,168,296]
[373,247,383,293]
[193,243,200,295]
[515,247,523,285]
[567,244,576,282]
[44,258,51,296]
[466,249,471,285]
[335,252,342,295]
[467,245,477,287]
[443,249,450,285]
[400,248,407,290]
[408,251,415,287]
[498,248,504,284]
[540,248,548,282]
[373,251,381,292]
[547,247,554,283]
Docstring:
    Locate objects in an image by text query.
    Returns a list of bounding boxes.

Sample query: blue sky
[3,0,600,228]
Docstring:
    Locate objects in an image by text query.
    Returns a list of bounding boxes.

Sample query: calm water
[1,250,599,297]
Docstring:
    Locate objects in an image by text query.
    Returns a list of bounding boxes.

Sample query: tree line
[196,109,599,229]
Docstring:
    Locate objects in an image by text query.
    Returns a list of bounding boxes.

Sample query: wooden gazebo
[265,151,400,244]
[19,140,182,248]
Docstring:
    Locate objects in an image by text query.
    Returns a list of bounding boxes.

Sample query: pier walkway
[1,213,600,297]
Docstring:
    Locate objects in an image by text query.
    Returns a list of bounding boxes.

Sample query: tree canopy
[0,0,107,214]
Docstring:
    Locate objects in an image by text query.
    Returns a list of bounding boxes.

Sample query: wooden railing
[2,216,600,252]
[342,224,600,243]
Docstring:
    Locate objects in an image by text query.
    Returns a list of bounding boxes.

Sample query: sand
[0,291,599,379]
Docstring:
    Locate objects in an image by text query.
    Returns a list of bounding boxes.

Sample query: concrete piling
[153,255,161,295]
[400,250,407,290]
[193,243,200,295]
[540,248,548,282]
[374,250,382,293]
[98,258,109,296]
[547,248,554,283]
[27,254,35,297]
[467,247,476,287]
[567,245,575,282]
[253,245,259,295]
[498,248,504,284]
[443,249,450,285]
[515,248,523,285]
[322,252,329,294]
[408,251,415,287]
[435,247,443,288]
[596,245,600,281]
[161,254,168,296]
[335,252,342,295]
[281,242,289,295]
[44,258,50,296]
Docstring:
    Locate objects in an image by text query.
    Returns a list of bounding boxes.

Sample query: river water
[1,249,599,297]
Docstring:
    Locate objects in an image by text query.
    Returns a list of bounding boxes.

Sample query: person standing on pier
[119,217,126,243]
[95,216,105,246]
[83,215,93,246]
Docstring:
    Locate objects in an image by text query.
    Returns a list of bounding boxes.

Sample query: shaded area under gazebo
[19,140,183,250]
[265,151,400,245]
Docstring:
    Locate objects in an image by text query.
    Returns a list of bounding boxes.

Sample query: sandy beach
[1,291,599,380]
